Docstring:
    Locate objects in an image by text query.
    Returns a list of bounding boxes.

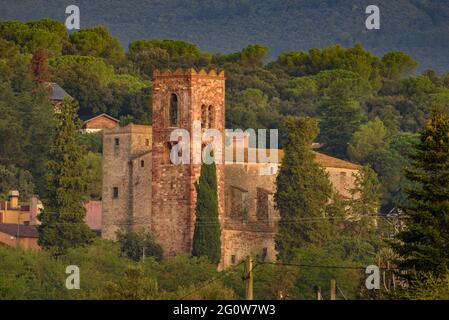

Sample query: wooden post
[330,279,336,300]
[244,255,253,300]
[315,286,322,300]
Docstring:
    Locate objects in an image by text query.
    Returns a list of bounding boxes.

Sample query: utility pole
[330,279,336,300]
[244,255,253,300]
[16,213,20,248]
[315,286,322,300]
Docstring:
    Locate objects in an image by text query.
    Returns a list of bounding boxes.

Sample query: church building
[101,69,359,269]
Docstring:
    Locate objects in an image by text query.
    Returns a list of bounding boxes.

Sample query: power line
[258,261,400,271]
[336,284,348,300]
[179,261,244,300]
[260,261,366,270]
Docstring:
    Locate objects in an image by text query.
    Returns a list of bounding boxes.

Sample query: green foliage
[392,273,449,300]
[318,94,365,159]
[290,243,367,300]
[348,117,389,163]
[226,88,279,130]
[2,20,446,194]
[116,229,163,262]
[313,69,373,100]
[0,19,68,57]
[81,151,102,200]
[275,116,332,262]
[50,55,151,121]
[345,165,382,235]
[37,97,94,254]
[132,39,202,58]
[103,266,160,300]
[154,254,220,292]
[119,114,134,127]
[367,101,401,135]
[68,26,125,66]
[392,110,449,277]
[0,51,55,192]
[0,164,34,200]
[227,44,268,68]
[381,52,417,81]
[0,12,448,300]
[77,132,103,154]
[176,281,237,300]
[0,243,241,300]
[368,132,419,210]
[192,160,221,265]
[128,39,211,78]
[0,246,66,299]
[251,264,298,299]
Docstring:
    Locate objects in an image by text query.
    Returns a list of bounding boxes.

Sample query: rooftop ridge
[152,68,225,78]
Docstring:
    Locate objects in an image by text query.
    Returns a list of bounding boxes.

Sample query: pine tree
[37,97,94,254]
[275,116,333,262]
[345,165,382,236]
[192,159,221,265]
[392,109,449,277]
[318,95,365,159]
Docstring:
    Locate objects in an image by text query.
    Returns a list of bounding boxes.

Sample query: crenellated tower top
[152,68,225,79]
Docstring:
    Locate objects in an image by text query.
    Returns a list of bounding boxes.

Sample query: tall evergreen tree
[275,116,333,262]
[318,94,365,159]
[192,159,221,265]
[37,97,94,254]
[344,165,382,236]
[392,109,449,277]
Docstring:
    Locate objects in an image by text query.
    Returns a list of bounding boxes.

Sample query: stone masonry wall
[222,161,359,268]
[101,124,152,240]
[151,69,225,257]
[101,68,360,269]
[221,229,276,267]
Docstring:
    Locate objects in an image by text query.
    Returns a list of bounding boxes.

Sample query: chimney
[8,190,19,209]
[30,195,39,225]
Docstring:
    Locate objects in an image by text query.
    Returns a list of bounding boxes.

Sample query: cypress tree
[392,109,449,277]
[192,159,221,265]
[275,116,333,262]
[37,97,94,254]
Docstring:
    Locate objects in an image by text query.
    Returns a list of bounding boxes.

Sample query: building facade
[101,69,359,269]
[82,113,120,133]
[0,223,39,250]
[0,191,41,225]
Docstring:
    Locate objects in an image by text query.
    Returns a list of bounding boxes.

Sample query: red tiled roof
[313,152,359,170]
[0,224,38,238]
[231,148,359,170]
[84,113,119,124]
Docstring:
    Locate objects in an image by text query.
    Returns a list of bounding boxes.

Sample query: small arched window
[201,104,207,128]
[208,105,214,128]
[170,93,178,126]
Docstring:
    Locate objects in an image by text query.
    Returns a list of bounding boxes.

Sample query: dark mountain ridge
[1,0,449,72]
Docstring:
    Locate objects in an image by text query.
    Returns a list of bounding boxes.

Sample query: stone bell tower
[151,68,225,257]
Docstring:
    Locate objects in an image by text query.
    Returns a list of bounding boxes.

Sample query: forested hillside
[1,0,449,72]
[1,14,449,300]
[1,18,449,213]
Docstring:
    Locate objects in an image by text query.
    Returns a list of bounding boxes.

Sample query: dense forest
[1,0,449,73]
[1,17,449,300]
[1,18,449,212]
